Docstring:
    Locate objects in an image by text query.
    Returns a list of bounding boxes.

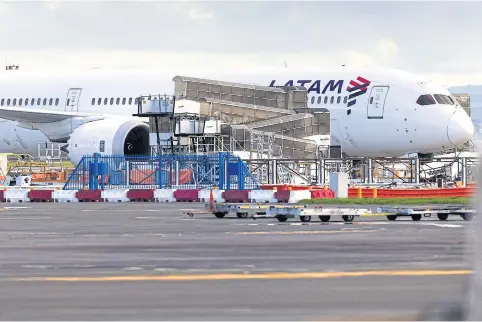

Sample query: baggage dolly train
[185,202,475,222]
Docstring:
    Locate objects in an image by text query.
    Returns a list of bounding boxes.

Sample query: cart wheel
[387,215,397,221]
[237,212,248,219]
[412,214,422,221]
[342,215,355,222]
[276,215,288,222]
[437,213,449,221]
[461,213,474,221]
[214,212,226,218]
[319,215,331,222]
[300,215,311,222]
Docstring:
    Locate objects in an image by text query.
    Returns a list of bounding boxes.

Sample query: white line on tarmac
[0,216,51,220]
[421,223,463,228]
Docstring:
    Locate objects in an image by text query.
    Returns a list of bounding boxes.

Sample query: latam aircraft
[0,67,474,164]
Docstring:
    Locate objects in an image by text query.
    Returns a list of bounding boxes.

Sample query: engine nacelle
[67,118,150,165]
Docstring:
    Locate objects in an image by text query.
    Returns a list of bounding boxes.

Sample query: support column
[367,158,373,184]
[318,159,325,185]
[414,158,420,184]
[175,160,179,186]
[462,157,467,187]
[272,159,278,185]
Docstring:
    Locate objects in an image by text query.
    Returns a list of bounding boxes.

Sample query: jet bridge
[172,75,307,110]
[244,112,330,138]
[198,97,295,123]
[142,75,329,158]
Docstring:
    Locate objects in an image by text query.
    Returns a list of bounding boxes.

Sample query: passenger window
[122,97,126,105]
[91,98,96,105]
[110,98,114,105]
[310,96,315,104]
[128,97,133,105]
[98,98,101,105]
[1,98,4,106]
[19,98,23,106]
[55,98,59,106]
[370,97,374,104]
[343,96,348,104]
[37,98,41,106]
[12,98,16,106]
[67,99,70,106]
[104,98,108,105]
[337,96,341,104]
[416,94,436,105]
[317,96,321,104]
[330,96,334,104]
[116,97,120,105]
[49,98,53,106]
[7,99,10,106]
[43,98,47,105]
[324,96,328,104]
[25,98,28,106]
[31,98,35,106]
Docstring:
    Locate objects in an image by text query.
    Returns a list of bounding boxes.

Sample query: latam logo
[269,79,344,94]
[346,76,371,107]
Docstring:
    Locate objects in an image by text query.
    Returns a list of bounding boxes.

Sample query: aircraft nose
[447,110,474,146]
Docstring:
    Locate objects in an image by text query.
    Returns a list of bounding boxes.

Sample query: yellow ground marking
[10,269,471,282]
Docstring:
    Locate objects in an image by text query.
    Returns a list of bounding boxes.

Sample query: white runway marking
[0,216,51,220]
[422,223,463,228]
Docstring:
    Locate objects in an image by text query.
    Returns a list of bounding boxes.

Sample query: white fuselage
[0,66,474,161]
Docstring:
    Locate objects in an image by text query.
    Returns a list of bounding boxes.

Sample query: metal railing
[63,153,260,191]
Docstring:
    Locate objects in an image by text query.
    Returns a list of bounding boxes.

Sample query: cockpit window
[416,94,436,105]
[434,94,454,105]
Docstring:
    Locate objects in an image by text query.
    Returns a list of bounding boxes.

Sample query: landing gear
[387,215,398,221]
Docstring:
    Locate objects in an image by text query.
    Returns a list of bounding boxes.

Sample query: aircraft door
[65,88,82,112]
[367,86,389,119]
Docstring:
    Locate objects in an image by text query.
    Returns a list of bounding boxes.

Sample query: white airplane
[0,66,474,165]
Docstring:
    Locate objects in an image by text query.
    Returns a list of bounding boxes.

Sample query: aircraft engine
[66,118,150,165]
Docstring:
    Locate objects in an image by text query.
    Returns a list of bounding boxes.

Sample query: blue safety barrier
[62,153,260,190]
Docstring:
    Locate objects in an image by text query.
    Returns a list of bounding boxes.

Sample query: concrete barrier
[249,190,277,203]
[154,189,177,202]
[5,189,30,203]
[199,190,225,203]
[101,189,130,202]
[28,189,54,202]
[76,190,102,202]
[53,190,79,202]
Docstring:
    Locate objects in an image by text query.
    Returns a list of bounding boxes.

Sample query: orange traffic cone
[209,189,215,212]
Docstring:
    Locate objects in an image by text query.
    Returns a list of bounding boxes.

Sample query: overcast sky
[1,1,481,86]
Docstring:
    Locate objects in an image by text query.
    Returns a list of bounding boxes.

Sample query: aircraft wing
[0,107,96,123]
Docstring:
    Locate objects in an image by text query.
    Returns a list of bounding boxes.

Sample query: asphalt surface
[0,202,474,320]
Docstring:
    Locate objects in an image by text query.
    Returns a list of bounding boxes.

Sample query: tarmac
[0,202,474,320]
